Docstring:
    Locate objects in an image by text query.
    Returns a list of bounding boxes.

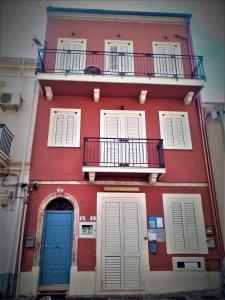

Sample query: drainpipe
[187,23,225,262]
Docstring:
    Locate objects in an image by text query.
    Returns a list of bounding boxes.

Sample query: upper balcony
[0,124,13,169]
[36,48,206,103]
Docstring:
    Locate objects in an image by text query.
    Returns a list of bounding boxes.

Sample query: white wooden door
[153,42,183,77]
[105,40,134,74]
[55,38,86,73]
[100,110,147,167]
[99,194,146,290]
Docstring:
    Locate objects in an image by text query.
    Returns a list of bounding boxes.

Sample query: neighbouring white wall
[0,63,38,296]
[0,72,37,164]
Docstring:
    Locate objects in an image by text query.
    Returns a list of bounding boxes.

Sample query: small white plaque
[79,216,85,221]
[90,216,96,221]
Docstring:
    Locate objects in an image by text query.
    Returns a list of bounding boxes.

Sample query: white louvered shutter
[102,113,120,165]
[106,41,133,74]
[171,201,200,252]
[159,112,192,149]
[163,194,208,254]
[126,114,147,166]
[56,39,86,73]
[48,109,81,147]
[123,201,141,288]
[102,198,143,289]
[103,201,122,288]
[153,42,183,76]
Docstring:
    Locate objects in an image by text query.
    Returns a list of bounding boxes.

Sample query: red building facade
[19,7,224,296]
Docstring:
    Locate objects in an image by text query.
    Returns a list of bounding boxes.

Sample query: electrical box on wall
[25,234,35,248]
[79,222,96,238]
[0,190,14,207]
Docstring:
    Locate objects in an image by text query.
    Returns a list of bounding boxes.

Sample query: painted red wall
[30,94,208,182]
[46,18,191,55]
[21,184,221,272]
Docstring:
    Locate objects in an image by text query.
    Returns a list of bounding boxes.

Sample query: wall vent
[172,257,205,271]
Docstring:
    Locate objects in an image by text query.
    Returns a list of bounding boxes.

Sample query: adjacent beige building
[204,102,225,249]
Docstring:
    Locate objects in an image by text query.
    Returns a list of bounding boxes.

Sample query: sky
[0,0,224,103]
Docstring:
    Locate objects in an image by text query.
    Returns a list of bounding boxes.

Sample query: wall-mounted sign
[148,229,165,242]
[148,216,164,229]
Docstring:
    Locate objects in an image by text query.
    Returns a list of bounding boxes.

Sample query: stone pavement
[15,289,224,300]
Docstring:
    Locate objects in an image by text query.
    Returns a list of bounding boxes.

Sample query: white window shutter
[163,194,208,254]
[103,202,122,288]
[56,38,86,72]
[183,203,199,250]
[171,202,186,251]
[159,111,192,149]
[105,40,134,74]
[48,108,81,147]
[123,202,141,288]
[126,115,141,138]
[105,114,120,138]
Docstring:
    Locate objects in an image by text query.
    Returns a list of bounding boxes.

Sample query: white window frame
[47,108,81,147]
[105,40,134,74]
[163,193,208,254]
[159,111,192,150]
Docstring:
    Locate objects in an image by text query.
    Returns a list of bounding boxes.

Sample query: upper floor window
[152,42,183,77]
[48,108,81,147]
[56,38,87,73]
[163,193,208,254]
[105,40,134,75]
[100,110,147,166]
[159,111,192,150]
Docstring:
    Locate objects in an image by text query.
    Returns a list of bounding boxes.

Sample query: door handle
[55,246,59,249]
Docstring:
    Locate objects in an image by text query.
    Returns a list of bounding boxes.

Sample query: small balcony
[36,49,206,102]
[82,137,166,183]
[0,124,13,169]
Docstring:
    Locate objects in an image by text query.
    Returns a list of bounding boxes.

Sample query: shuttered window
[56,38,86,73]
[152,42,183,77]
[105,40,134,74]
[48,108,81,147]
[159,111,192,149]
[100,110,147,166]
[163,194,208,254]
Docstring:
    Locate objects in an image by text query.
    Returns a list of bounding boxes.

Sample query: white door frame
[96,192,149,292]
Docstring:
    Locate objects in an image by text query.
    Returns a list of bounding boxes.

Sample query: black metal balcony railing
[36,48,205,80]
[0,124,14,160]
[83,137,165,168]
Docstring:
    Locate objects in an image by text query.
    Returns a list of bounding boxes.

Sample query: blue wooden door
[40,211,73,285]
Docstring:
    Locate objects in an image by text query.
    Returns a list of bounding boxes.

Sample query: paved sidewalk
[15,289,224,300]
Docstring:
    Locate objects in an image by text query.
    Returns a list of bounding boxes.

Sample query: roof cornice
[47,6,191,23]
